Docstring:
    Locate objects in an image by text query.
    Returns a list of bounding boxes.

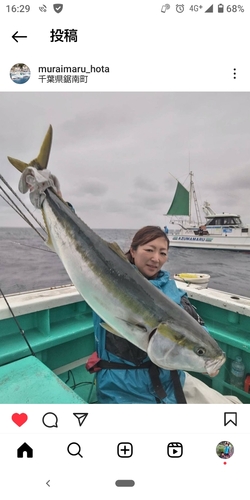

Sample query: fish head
[147,322,226,375]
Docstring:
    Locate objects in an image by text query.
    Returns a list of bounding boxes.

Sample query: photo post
[0,1,249,495]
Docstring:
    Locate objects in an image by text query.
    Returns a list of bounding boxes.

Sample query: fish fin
[41,207,55,251]
[157,322,186,343]
[107,242,128,261]
[100,322,124,338]
[116,317,148,332]
[7,157,29,173]
[46,239,55,251]
[29,124,53,170]
[45,235,55,251]
[7,125,53,172]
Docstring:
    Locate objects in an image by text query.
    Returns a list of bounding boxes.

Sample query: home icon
[17,442,33,458]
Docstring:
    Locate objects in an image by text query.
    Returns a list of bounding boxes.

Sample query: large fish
[8,125,226,375]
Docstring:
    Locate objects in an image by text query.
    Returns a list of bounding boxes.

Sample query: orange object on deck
[244,374,250,393]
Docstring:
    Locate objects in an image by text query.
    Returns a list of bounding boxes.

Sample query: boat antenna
[0,287,36,356]
[187,164,203,227]
[189,166,192,225]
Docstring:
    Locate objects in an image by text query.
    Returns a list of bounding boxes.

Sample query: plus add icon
[117,442,133,458]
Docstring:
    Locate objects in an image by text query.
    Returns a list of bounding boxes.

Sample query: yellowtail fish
[7,125,226,375]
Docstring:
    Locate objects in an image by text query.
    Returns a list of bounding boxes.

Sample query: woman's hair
[125,225,169,263]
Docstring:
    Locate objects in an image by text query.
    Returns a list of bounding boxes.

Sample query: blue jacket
[93,270,189,404]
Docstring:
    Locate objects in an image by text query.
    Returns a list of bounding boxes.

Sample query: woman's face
[130,236,168,279]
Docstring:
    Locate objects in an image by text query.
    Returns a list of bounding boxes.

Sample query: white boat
[174,273,210,287]
[11,71,30,81]
[11,72,22,80]
[164,171,250,251]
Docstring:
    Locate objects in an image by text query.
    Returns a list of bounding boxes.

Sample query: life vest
[86,331,187,404]
[86,272,204,404]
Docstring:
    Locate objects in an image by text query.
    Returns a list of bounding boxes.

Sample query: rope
[0,174,47,234]
[0,189,46,241]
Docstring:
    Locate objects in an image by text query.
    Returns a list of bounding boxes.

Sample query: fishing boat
[164,171,250,251]
[0,142,249,404]
[11,72,22,80]
[10,71,30,82]
[1,282,250,404]
[174,273,210,287]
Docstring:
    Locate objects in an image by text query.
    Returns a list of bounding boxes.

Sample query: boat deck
[0,356,86,404]
[1,284,250,404]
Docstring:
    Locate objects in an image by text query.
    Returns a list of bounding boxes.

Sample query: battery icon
[218,3,224,12]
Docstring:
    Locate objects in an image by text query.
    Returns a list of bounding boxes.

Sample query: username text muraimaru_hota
[38,65,110,73]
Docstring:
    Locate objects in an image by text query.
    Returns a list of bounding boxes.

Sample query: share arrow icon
[73,413,88,426]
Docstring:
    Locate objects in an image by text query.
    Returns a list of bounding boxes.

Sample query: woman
[87,226,241,404]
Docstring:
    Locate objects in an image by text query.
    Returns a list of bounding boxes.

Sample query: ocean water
[0,227,250,297]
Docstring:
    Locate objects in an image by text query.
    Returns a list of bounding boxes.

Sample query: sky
[0,92,250,229]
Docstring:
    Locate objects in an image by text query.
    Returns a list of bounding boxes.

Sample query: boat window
[222,217,240,225]
[222,218,235,225]
[206,218,220,226]
[206,217,240,226]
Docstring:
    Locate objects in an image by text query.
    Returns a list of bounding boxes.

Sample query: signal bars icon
[205,4,213,12]
[161,4,170,13]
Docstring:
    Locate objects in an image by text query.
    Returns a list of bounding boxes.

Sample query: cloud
[133,176,158,192]
[71,179,108,196]
[0,92,250,228]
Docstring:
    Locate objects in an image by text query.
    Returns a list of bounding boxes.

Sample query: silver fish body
[42,188,225,375]
[8,125,226,375]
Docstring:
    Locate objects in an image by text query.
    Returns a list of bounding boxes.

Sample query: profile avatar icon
[10,63,31,84]
[216,441,234,459]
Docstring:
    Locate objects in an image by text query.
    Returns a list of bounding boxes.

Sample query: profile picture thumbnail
[10,63,31,84]
[216,441,234,459]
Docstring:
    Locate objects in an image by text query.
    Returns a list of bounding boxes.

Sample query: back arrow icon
[46,480,50,487]
[12,31,28,43]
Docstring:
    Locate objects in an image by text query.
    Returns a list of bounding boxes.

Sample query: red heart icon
[12,413,28,427]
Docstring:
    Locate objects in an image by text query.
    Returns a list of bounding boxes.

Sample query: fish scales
[44,189,217,348]
[7,124,226,374]
[44,190,164,316]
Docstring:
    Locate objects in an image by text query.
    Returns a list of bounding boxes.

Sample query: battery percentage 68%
[226,5,244,12]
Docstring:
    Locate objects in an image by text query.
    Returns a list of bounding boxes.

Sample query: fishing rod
[0,191,31,224]
[8,240,54,253]
[0,187,46,238]
[0,188,46,242]
[0,174,47,234]
[0,287,36,357]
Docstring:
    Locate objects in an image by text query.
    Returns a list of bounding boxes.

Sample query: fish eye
[194,346,206,356]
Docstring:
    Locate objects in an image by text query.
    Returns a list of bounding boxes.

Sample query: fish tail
[7,125,53,172]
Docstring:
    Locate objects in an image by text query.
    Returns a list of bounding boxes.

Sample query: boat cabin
[205,214,242,227]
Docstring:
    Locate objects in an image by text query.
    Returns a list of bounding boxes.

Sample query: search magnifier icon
[67,442,83,458]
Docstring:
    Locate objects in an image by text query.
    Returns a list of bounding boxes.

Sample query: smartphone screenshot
[0,1,249,497]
